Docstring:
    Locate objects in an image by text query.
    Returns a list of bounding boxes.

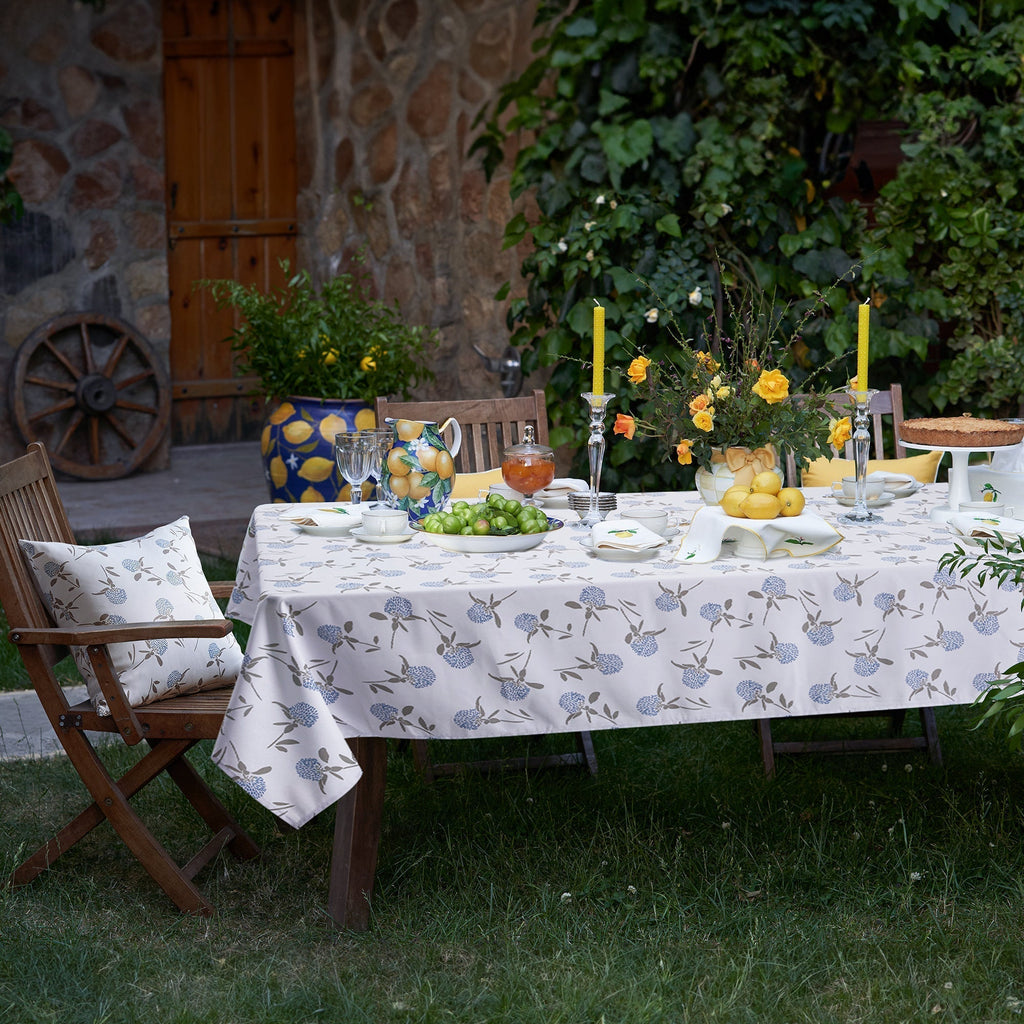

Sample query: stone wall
[0,0,537,471]
[0,0,170,468]
[295,0,537,399]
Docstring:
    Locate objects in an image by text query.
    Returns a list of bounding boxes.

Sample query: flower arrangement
[200,259,437,404]
[614,287,848,477]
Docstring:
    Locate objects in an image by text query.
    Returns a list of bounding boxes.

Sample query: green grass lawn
[2,707,1024,1023]
[3,550,1023,1021]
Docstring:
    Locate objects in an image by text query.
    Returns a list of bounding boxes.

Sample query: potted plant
[613,284,847,502]
[202,259,438,503]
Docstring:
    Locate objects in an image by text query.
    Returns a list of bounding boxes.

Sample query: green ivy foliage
[478,0,1024,488]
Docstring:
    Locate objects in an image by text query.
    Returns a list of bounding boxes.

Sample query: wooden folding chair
[1,442,258,914]
[375,392,598,780]
[767,384,942,776]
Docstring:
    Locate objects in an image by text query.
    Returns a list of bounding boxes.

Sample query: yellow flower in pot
[201,258,439,502]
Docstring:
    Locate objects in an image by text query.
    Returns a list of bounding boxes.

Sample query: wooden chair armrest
[9,618,234,746]
[208,580,235,601]
[9,618,233,647]
[83,644,145,745]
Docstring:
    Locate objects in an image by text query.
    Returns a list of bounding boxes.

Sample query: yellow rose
[692,410,714,432]
[627,356,651,384]
[360,355,377,372]
[828,416,852,449]
[323,348,339,366]
[675,439,694,465]
[613,413,637,440]
[751,368,789,404]
[716,385,731,399]
[688,393,712,415]
[695,351,719,373]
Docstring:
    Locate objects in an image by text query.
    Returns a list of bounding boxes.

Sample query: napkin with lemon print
[676,505,842,563]
[592,519,667,551]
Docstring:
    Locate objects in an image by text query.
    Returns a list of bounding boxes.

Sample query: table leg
[327,736,387,930]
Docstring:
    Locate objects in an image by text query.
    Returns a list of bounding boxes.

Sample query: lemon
[408,471,431,501]
[723,483,753,500]
[387,447,412,477]
[750,471,782,496]
[297,456,335,483]
[354,408,377,429]
[740,492,783,519]
[269,456,288,488]
[282,420,314,445]
[720,489,748,518]
[396,419,423,441]
[267,402,296,425]
[777,487,806,516]
[435,449,455,480]
[318,413,348,443]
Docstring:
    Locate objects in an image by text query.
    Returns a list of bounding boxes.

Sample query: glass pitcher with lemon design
[381,417,462,520]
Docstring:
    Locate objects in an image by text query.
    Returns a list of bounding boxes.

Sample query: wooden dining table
[213,486,1021,929]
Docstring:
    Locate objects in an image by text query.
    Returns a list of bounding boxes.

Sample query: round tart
[899,416,1024,448]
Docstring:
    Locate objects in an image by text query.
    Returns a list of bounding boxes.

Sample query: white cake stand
[902,440,1021,523]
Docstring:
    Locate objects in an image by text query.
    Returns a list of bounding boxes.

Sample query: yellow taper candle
[857,300,870,394]
[592,302,605,395]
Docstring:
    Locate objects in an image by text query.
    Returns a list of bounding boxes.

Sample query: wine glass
[365,429,394,506]
[334,432,376,506]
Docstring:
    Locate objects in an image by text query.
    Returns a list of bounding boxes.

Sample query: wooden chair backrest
[375,390,550,474]
[0,442,76,670]
[786,384,906,483]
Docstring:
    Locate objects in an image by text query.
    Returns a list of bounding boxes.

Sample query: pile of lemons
[720,472,806,520]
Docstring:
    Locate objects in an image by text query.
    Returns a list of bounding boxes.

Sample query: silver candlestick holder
[838,388,881,525]
[576,392,613,528]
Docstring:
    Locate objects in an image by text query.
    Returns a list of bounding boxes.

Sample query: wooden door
[163,0,297,445]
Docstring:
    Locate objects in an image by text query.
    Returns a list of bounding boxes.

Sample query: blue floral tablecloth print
[212,488,1022,827]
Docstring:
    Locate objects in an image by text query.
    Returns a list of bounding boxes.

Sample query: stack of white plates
[566,491,617,517]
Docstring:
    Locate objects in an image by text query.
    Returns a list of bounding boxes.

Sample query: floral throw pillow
[19,517,243,716]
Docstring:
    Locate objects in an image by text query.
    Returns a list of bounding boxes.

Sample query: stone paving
[1,442,267,761]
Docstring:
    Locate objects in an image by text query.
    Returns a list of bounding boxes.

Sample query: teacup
[959,500,1014,517]
[831,475,886,500]
[625,509,675,536]
[360,506,409,536]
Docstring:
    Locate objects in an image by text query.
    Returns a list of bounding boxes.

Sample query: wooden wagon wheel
[9,312,171,480]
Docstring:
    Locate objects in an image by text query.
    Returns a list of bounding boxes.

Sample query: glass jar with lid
[500,425,556,505]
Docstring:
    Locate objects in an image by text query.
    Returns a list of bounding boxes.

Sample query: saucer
[834,491,895,509]
[351,526,413,544]
[580,536,664,562]
[284,504,362,536]
[888,480,922,498]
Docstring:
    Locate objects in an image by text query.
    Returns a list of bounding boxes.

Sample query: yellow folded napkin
[675,506,842,563]
[592,519,667,551]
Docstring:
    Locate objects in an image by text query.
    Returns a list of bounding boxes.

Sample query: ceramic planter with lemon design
[262,396,375,503]
[381,417,462,520]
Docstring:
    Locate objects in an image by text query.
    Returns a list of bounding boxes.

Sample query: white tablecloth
[213,488,1022,826]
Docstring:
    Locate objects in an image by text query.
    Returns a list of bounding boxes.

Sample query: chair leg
[920,708,943,765]
[11,729,251,915]
[887,709,907,737]
[576,731,598,776]
[757,719,776,778]
[161,749,260,861]
[11,732,193,886]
